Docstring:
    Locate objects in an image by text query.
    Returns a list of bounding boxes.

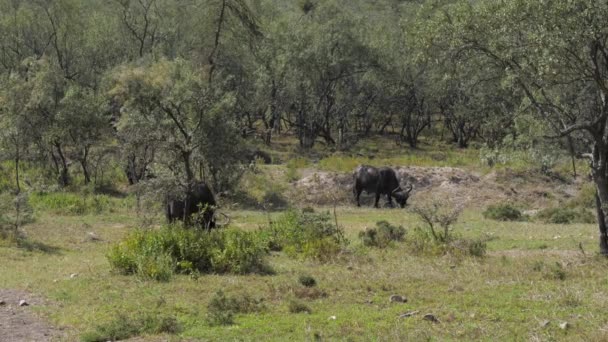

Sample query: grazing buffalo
[166,181,216,229]
[353,165,413,208]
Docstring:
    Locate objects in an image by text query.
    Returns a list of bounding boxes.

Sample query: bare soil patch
[293,166,583,208]
[0,289,64,342]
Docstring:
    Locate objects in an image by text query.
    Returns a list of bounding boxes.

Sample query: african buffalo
[166,181,216,229]
[353,165,413,208]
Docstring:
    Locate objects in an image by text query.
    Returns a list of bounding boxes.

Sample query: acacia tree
[431,0,608,254]
[281,0,377,149]
[108,59,244,192]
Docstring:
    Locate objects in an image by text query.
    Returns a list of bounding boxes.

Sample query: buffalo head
[392,184,413,208]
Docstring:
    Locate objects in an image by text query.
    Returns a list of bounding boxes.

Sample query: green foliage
[261,189,289,210]
[536,207,595,225]
[107,226,270,280]
[358,221,406,248]
[483,203,524,221]
[567,183,596,209]
[206,290,266,326]
[288,299,312,314]
[29,192,131,215]
[81,312,180,342]
[0,192,34,241]
[298,275,317,287]
[260,209,347,262]
[286,157,309,182]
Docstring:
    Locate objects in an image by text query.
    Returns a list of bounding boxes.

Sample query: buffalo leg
[355,189,362,207]
[386,194,394,208]
[374,193,380,208]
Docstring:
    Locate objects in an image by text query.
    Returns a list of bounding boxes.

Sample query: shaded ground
[0,289,64,342]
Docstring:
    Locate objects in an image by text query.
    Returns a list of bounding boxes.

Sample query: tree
[431,0,608,254]
[108,59,244,192]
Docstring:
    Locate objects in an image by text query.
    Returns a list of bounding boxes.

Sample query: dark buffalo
[353,165,413,208]
[166,181,216,229]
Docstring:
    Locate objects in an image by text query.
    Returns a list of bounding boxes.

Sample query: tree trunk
[55,142,70,187]
[595,191,608,255]
[591,143,608,255]
[80,146,91,184]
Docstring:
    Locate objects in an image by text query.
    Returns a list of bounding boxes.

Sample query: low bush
[262,189,289,210]
[81,312,180,342]
[536,207,595,224]
[107,226,271,280]
[482,203,523,221]
[358,221,406,248]
[288,299,312,314]
[0,192,34,241]
[259,210,347,262]
[298,275,317,287]
[408,199,486,257]
[286,157,309,182]
[206,290,266,326]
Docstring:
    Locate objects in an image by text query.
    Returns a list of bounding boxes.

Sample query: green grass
[0,135,601,341]
[0,205,603,341]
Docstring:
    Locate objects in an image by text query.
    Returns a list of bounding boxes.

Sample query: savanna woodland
[1,0,608,340]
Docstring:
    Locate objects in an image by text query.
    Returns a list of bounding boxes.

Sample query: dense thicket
[2,0,608,252]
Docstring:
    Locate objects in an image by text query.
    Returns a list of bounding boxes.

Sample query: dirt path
[0,289,64,342]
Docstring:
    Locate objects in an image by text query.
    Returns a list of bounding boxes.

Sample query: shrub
[286,157,308,182]
[0,192,34,241]
[411,199,463,243]
[262,189,289,210]
[260,210,347,262]
[359,221,406,248]
[482,203,523,221]
[107,226,270,280]
[298,275,317,287]
[536,207,595,224]
[567,183,596,209]
[408,199,485,257]
[206,290,265,326]
[81,312,180,342]
[450,238,487,257]
[288,299,312,314]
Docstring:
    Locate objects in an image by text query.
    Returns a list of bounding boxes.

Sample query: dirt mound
[293,166,582,208]
[0,289,64,342]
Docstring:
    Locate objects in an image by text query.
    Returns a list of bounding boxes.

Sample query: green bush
[260,210,347,262]
[358,221,406,248]
[206,290,266,326]
[262,189,289,210]
[298,275,317,287]
[107,226,271,280]
[288,299,312,314]
[482,203,523,221]
[536,207,595,224]
[285,157,308,182]
[81,312,180,342]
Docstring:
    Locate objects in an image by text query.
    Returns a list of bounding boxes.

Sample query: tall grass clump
[359,221,406,248]
[482,202,524,221]
[260,209,347,262]
[29,191,131,215]
[107,226,271,281]
[0,192,34,241]
[286,157,309,182]
[536,207,595,224]
[81,311,180,342]
[206,290,266,326]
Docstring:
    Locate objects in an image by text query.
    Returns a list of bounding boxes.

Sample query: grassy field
[0,138,603,341]
[0,203,605,341]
